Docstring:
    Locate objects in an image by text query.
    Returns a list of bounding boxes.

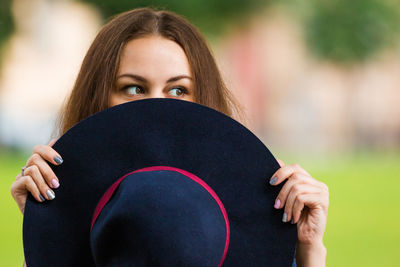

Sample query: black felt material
[23,98,297,266]
[91,170,227,266]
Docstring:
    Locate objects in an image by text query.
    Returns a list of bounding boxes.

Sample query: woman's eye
[169,87,185,97]
[124,85,144,95]
[126,85,143,95]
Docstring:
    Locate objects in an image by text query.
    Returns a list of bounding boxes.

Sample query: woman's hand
[270,159,329,266]
[10,139,63,214]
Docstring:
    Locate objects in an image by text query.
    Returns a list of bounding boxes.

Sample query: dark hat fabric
[23,98,297,266]
[90,167,230,266]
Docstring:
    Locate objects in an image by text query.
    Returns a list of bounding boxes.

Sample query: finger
[283,184,322,223]
[24,165,56,200]
[292,195,306,224]
[25,153,60,189]
[15,172,23,181]
[274,172,319,209]
[269,163,311,186]
[48,138,57,147]
[11,176,45,203]
[31,144,63,166]
[276,158,286,168]
[292,193,328,224]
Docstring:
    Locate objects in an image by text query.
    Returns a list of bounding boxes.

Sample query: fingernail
[282,212,288,223]
[54,156,63,165]
[46,189,55,200]
[269,176,277,185]
[51,178,60,188]
[291,218,295,224]
[274,199,281,209]
[39,194,45,202]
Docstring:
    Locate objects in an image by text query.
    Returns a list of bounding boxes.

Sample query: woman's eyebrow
[117,73,192,83]
[166,75,192,83]
[117,74,147,82]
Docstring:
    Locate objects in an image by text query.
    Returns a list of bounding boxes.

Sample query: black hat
[23,98,297,266]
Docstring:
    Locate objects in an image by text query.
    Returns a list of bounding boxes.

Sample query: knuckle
[25,165,38,175]
[292,184,301,194]
[31,164,39,173]
[292,163,300,169]
[31,153,41,162]
[22,175,32,185]
[26,153,39,166]
[33,145,41,153]
[24,167,31,175]
[297,194,305,203]
[291,172,301,181]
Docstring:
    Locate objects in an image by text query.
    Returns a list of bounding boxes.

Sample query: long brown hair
[53,7,243,138]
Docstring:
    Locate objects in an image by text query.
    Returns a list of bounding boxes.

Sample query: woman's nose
[148,88,166,98]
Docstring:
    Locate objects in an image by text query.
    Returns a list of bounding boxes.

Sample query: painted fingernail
[46,189,55,200]
[282,212,288,223]
[274,199,281,209]
[291,218,295,224]
[269,176,277,185]
[39,194,45,202]
[51,178,60,188]
[54,156,63,165]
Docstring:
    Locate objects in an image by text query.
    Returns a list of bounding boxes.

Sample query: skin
[11,35,329,266]
[110,35,195,106]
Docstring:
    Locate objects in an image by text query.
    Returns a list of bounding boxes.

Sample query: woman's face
[109,35,195,107]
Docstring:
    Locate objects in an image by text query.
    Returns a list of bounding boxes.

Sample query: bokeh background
[1,0,400,266]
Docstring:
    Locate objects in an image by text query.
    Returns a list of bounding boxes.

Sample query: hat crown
[90,167,229,266]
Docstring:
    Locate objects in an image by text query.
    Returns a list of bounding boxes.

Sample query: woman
[10,7,329,266]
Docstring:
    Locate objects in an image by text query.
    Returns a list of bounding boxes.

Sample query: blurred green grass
[0,150,28,267]
[1,150,399,266]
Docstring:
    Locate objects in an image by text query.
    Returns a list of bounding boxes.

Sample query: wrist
[296,241,326,267]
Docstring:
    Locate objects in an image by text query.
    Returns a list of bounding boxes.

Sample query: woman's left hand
[269,159,329,250]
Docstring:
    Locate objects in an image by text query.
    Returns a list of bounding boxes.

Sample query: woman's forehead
[118,35,192,78]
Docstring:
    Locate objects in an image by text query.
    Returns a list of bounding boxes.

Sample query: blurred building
[217,9,400,154]
[0,0,100,149]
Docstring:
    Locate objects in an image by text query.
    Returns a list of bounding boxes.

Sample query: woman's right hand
[10,139,63,214]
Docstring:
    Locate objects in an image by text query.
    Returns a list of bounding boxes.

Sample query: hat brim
[23,98,296,266]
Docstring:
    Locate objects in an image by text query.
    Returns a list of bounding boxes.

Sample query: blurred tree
[282,0,400,63]
[0,0,14,53]
[81,0,266,38]
[0,0,399,65]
